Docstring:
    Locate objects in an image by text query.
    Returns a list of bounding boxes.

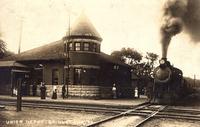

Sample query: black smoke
[184,0,200,42]
[160,0,200,58]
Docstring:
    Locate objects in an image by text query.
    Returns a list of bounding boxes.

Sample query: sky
[0,0,199,78]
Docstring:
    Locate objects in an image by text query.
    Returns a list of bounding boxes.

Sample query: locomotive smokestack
[160,0,188,58]
[161,57,167,61]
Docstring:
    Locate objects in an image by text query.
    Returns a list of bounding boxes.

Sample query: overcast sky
[0,0,199,78]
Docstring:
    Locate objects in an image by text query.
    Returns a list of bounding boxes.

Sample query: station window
[75,42,81,51]
[74,68,81,84]
[97,44,100,52]
[68,42,73,51]
[52,69,59,85]
[83,42,90,51]
[92,43,97,52]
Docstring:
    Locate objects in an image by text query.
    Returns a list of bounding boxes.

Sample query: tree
[111,51,125,63]
[111,48,159,96]
[111,49,159,76]
[111,48,142,66]
[144,52,159,77]
[121,48,142,65]
[0,39,6,58]
[0,39,14,59]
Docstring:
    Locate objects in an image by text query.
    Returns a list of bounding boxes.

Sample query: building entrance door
[12,71,30,96]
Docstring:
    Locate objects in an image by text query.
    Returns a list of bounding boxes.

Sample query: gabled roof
[0,61,27,68]
[2,40,129,68]
[3,40,64,61]
[70,13,102,40]
[99,52,130,67]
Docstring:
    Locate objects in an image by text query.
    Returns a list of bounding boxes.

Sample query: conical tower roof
[70,13,102,41]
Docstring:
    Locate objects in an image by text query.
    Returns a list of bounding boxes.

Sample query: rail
[86,103,151,127]
[134,105,167,127]
[1,100,200,127]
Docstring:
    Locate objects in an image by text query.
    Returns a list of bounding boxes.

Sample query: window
[74,68,81,84]
[83,42,90,51]
[113,65,119,70]
[68,42,73,51]
[75,42,81,51]
[97,44,100,52]
[52,69,59,85]
[92,43,97,52]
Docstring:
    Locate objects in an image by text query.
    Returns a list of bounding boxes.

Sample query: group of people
[112,83,141,98]
[18,82,137,99]
[51,85,66,99]
[32,82,67,99]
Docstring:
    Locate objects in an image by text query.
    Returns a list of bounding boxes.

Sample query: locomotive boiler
[150,58,188,105]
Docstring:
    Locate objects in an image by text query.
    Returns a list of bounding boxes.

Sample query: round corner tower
[63,13,103,98]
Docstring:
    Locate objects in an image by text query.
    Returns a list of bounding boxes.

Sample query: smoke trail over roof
[160,0,200,59]
[184,0,200,42]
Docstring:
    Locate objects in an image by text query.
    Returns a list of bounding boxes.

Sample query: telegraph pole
[63,1,77,98]
[194,74,196,87]
[66,13,70,98]
[18,18,23,54]
[18,0,24,54]
[16,79,22,112]
[63,12,71,98]
[16,0,23,112]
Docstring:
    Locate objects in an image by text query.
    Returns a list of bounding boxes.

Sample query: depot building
[0,14,134,99]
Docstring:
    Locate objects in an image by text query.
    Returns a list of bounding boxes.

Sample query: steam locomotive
[150,58,189,105]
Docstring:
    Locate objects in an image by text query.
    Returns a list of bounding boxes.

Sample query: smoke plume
[160,0,188,58]
[160,0,200,58]
[184,0,200,42]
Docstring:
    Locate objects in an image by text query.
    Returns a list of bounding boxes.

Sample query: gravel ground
[97,116,143,127]
[0,106,110,127]
[1,104,200,127]
[142,118,200,127]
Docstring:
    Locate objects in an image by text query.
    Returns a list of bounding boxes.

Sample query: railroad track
[133,105,167,127]
[1,100,200,127]
[87,104,200,127]
[0,100,146,115]
[86,104,165,127]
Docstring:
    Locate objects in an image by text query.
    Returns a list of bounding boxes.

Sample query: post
[16,78,22,112]
[66,43,70,98]
[63,38,70,98]
[18,18,23,54]
[194,74,196,87]
[10,71,14,96]
[66,13,70,98]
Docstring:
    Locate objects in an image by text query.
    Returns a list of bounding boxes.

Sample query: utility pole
[63,12,71,98]
[16,78,22,112]
[66,13,70,98]
[63,1,77,98]
[18,0,24,54]
[194,74,196,87]
[18,18,23,54]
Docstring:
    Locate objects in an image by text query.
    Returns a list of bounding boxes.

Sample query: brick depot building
[0,14,134,99]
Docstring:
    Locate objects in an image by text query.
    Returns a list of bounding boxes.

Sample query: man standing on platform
[112,83,117,99]
[32,82,37,96]
[52,85,57,99]
[62,85,66,99]
[40,82,46,99]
